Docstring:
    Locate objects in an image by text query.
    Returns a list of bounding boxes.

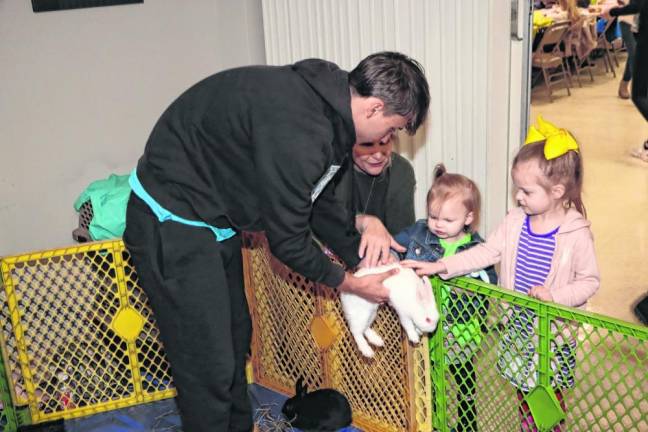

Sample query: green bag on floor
[74,173,131,240]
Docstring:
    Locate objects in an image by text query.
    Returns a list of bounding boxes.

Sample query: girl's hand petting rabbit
[401,259,447,277]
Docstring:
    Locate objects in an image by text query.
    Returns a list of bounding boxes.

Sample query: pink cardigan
[440,207,600,309]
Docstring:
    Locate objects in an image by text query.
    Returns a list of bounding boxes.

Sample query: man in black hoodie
[124,52,430,431]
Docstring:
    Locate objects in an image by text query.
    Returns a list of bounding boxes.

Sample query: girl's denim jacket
[394,220,498,323]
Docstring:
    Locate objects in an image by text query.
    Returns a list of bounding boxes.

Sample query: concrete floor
[530,53,648,325]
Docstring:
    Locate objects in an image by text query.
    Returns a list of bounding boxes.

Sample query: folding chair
[532,22,571,102]
[594,16,619,77]
[569,15,597,86]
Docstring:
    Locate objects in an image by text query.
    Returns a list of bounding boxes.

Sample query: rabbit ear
[296,376,307,396]
[417,276,434,304]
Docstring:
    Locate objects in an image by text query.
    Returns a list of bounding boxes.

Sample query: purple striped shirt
[514,216,558,294]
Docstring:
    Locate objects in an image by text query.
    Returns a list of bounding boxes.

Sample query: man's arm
[310,171,363,269]
[252,99,348,288]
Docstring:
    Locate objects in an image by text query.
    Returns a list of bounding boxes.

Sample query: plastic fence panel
[0,241,175,424]
[242,232,432,432]
[431,277,648,432]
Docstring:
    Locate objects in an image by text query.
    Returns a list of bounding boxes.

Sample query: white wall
[0,0,265,256]
[262,0,515,235]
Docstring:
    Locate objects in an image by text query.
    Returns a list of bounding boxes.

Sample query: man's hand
[400,259,446,276]
[356,215,406,267]
[528,285,553,302]
[337,267,399,303]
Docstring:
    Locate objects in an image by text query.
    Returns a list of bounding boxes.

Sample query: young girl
[395,164,497,432]
[403,116,600,431]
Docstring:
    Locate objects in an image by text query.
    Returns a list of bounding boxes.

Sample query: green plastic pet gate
[429,276,647,432]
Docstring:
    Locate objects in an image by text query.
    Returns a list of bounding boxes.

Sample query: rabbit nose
[425,318,432,323]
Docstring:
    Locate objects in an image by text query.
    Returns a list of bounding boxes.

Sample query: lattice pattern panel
[431,277,648,432]
[242,232,432,432]
[243,235,325,395]
[121,249,173,395]
[326,301,431,432]
[78,201,94,231]
[0,241,175,423]
[72,200,94,243]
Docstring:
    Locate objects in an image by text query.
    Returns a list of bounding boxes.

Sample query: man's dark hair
[349,51,430,135]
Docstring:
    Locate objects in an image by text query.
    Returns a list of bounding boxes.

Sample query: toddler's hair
[513,141,586,217]
[426,164,481,232]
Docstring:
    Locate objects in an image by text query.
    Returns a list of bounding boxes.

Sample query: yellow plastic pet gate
[242,232,432,432]
[0,241,175,425]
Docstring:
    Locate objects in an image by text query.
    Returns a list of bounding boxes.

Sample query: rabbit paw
[364,328,384,347]
[351,333,376,358]
[358,343,375,358]
[406,329,420,344]
[408,334,421,344]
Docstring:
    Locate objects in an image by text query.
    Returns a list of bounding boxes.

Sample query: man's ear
[551,183,566,200]
[366,97,385,118]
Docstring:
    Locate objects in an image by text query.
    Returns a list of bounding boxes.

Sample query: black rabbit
[281,377,352,432]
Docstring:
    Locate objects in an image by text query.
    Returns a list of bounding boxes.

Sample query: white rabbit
[340,263,439,358]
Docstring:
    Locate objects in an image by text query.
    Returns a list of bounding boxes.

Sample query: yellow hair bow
[524,115,579,160]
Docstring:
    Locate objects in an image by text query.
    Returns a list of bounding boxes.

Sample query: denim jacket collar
[424,228,484,249]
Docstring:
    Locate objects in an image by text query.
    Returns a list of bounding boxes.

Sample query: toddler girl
[395,164,497,432]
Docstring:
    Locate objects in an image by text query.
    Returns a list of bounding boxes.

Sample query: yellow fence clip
[111,306,145,342]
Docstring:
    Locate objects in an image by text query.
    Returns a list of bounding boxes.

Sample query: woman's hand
[528,285,553,301]
[356,215,406,267]
[357,252,399,269]
[400,259,447,276]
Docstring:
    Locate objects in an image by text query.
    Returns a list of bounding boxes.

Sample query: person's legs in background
[630,40,648,121]
[629,38,648,161]
[618,22,637,99]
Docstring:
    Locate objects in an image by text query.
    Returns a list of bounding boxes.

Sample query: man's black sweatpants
[124,193,253,432]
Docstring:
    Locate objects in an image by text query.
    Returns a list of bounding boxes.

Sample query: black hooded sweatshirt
[136,60,358,288]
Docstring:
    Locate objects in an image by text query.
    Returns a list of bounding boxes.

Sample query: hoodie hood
[294,59,358,234]
[293,59,356,157]
[558,207,591,234]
